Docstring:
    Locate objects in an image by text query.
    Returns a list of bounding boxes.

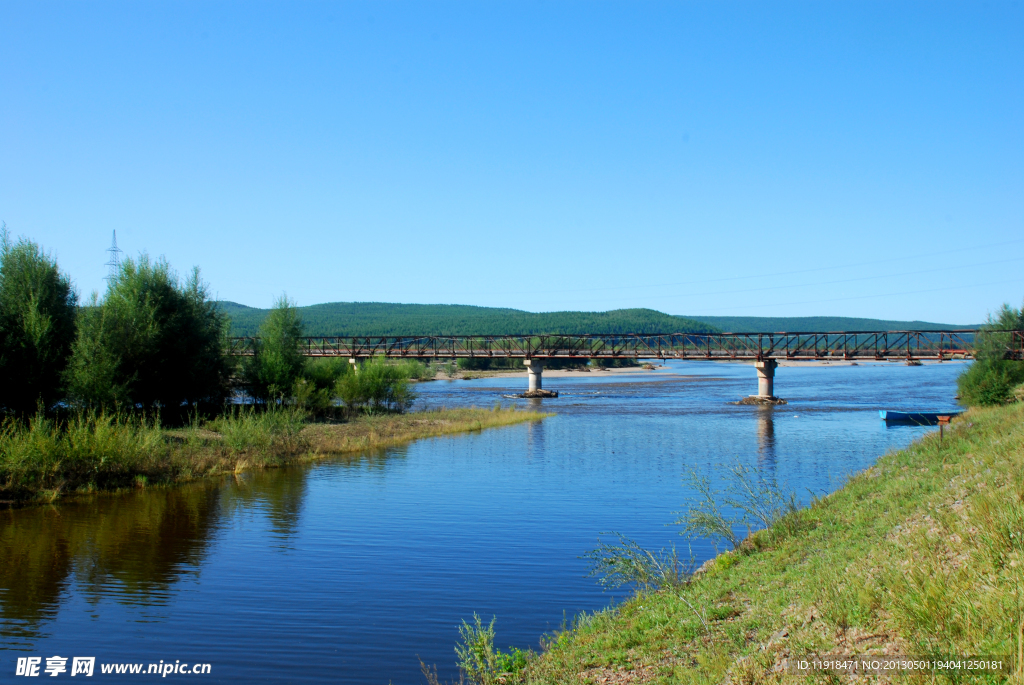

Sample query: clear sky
[1,1,1021,324]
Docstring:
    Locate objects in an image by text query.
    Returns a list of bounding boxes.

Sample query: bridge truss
[227,330,1024,361]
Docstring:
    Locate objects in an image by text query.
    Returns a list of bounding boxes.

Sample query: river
[0,360,963,683]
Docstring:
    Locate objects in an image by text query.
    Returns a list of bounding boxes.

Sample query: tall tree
[243,295,305,402]
[0,227,78,415]
[67,255,230,412]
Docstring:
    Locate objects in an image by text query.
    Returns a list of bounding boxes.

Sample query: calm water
[1,361,963,683]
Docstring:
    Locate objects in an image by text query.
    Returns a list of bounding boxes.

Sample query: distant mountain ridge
[690,315,978,333]
[218,302,718,336]
[218,301,973,337]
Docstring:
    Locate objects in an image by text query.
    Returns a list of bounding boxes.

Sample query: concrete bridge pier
[525,359,544,392]
[755,359,778,398]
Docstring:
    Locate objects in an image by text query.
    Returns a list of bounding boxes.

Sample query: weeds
[583,532,690,591]
[676,462,799,550]
[0,411,165,493]
[206,405,307,454]
[454,614,530,685]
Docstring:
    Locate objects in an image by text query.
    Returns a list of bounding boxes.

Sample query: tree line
[0,228,418,421]
[4,227,1020,417]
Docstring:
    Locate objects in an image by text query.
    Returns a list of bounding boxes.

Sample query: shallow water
[0,361,963,683]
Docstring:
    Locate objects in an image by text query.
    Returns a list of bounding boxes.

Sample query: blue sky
[1,1,1021,324]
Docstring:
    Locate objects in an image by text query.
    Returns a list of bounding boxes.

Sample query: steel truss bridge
[227,330,1024,362]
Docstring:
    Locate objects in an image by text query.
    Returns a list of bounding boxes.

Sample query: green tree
[957,300,1024,406]
[243,296,305,403]
[66,255,230,412]
[0,227,78,415]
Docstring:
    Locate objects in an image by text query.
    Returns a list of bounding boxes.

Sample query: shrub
[958,300,1024,407]
[66,255,229,414]
[957,359,1024,406]
[458,358,524,371]
[397,359,433,381]
[302,357,351,390]
[242,296,305,403]
[0,228,78,415]
[337,357,416,414]
[293,358,351,416]
[589,357,640,369]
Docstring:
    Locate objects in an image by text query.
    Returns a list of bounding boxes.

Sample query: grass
[0,405,549,503]
[499,402,1024,684]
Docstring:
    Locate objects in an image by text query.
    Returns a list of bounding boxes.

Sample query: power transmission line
[104,231,122,283]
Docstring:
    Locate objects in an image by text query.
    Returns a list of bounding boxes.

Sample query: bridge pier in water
[525,359,544,392]
[755,359,778,398]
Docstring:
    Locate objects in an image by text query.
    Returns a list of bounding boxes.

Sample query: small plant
[676,462,799,550]
[454,614,530,685]
[583,532,690,591]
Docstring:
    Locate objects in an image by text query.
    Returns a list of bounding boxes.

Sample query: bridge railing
[225,330,1024,361]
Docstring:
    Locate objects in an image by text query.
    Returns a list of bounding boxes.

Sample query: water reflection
[0,485,222,642]
[0,465,323,642]
[221,471,308,541]
[756,408,777,471]
[525,415,546,456]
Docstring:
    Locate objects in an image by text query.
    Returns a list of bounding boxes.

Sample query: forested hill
[690,315,977,332]
[218,302,718,336]
[219,301,972,337]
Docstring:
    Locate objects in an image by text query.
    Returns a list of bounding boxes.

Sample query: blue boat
[880,410,962,425]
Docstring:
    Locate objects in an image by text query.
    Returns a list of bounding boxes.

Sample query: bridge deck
[227,330,1024,361]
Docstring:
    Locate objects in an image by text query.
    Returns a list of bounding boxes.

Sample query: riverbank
[0,407,549,505]
[515,402,1022,683]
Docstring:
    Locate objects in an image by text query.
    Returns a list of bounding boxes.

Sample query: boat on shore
[880,410,962,425]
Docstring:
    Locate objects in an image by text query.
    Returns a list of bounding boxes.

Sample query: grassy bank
[0,406,549,504]
[502,403,1024,684]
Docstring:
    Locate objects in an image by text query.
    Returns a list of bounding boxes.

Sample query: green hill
[688,315,977,333]
[218,302,719,337]
[218,301,974,337]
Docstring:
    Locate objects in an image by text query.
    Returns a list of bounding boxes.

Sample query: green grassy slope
[521,403,1023,683]
[218,302,719,336]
